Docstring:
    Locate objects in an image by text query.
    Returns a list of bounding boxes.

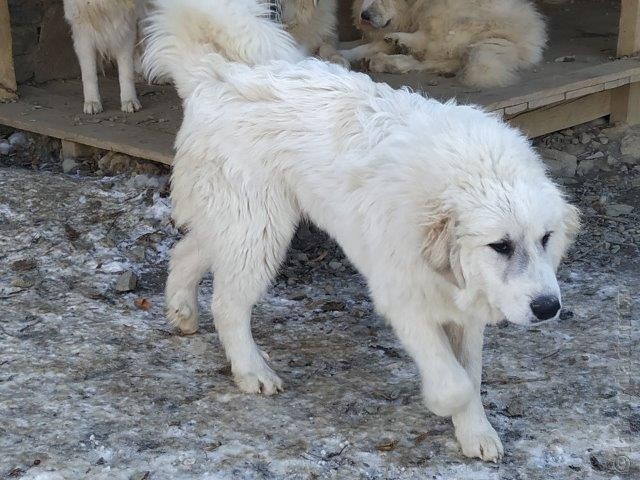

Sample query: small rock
[98,151,133,175]
[8,131,29,147]
[11,258,38,272]
[0,141,12,155]
[296,252,309,262]
[10,278,34,289]
[580,132,593,144]
[605,203,633,217]
[554,55,575,63]
[538,148,577,177]
[328,260,342,270]
[620,133,640,158]
[61,157,79,174]
[128,246,147,261]
[504,397,524,417]
[598,136,609,145]
[576,159,595,176]
[586,151,605,160]
[115,271,138,292]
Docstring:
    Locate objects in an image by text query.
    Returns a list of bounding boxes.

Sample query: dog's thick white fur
[274,0,348,67]
[144,0,578,462]
[63,0,145,114]
[342,0,546,87]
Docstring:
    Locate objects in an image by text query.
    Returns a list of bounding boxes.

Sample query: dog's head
[420,142,580,326]
[352,0,406,30]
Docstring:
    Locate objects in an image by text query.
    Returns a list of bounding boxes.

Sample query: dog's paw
[330,54,351,70]
[233,360,283,396]
[83,100,103,115]
[121,98,142,113]
[456,421,504,463]
[367,53,388,73]
[384,33,402,47]
[166,297,198,335]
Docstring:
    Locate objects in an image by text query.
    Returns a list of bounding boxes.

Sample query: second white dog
[144,0,578,462]
[63,0,145,114]
[342,0,547,87]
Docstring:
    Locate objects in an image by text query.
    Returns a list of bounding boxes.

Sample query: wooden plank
[0,0,17,101]
[506,90,612,138]
[0,85,175,164]
[618,0,640,56]
[611,82,640,124]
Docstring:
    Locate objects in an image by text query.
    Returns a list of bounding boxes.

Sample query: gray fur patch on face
[502,244,529,281]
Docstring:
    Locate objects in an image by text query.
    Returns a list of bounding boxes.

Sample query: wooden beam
[612,0,640,125]
[618,0,640,56]
[0,0,17,101]
[611,82,640,125]
[507,91,611,138]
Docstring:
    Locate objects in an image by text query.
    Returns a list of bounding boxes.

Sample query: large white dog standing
[143,0,578,461]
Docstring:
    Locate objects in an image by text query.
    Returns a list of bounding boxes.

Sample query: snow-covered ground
[0,121,638,479]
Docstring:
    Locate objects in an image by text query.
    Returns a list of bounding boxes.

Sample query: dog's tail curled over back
[142,0,303,98]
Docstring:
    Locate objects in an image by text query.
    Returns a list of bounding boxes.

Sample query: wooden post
[0,0,17,102]
[611,0,640,124]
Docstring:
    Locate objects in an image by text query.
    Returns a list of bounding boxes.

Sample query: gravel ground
[0,119,638,480]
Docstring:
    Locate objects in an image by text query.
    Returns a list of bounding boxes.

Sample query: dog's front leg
[115,28,141,113]
[387,308,474,418]
[317,43,350,69]
[338,40,392,63]
[446,322,504,462]
[71,27,102,114]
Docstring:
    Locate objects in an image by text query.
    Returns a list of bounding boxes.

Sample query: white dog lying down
[273,0,348,66]
[63,0,145,114]
[341,0,547,87]
[144,0,578,462]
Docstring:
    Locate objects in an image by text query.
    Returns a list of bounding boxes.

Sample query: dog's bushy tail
[142,0,303,98]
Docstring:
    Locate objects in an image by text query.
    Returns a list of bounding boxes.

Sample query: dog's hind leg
[210,191,299,395]
[462,38,520,88]
[115,28,141,113]
[446,322,504,462]
[71,27,102,114]
[166,232,210,334]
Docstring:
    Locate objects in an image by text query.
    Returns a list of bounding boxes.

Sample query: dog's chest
[65,0,137,30]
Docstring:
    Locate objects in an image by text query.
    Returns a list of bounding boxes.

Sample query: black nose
[530,295,560,321]
[361,10,372,22]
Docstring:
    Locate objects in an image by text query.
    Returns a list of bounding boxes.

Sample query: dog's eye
[488,240,514,256]
[541,231,552,248]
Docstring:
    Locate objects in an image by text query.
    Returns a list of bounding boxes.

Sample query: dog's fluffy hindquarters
[63,0,145,114]
[144,0,578,461]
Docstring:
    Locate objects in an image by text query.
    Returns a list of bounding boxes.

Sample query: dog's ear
[420,207,466,289]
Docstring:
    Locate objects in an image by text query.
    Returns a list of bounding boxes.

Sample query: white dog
[341,0,547,87]
[63,0,145,114]
[144,0,578,462]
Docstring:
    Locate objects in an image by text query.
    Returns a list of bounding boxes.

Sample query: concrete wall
[9,0,79,84]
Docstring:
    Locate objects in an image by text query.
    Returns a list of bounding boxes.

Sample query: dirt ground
[0,119,638,480]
